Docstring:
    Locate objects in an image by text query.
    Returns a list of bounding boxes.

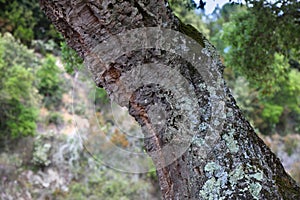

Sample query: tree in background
[206,3,243,56]
[219,0,300,134]
[60,41,84,76]
[222,0,299,93]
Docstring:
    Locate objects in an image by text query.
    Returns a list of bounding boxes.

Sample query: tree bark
[39,0,300,199]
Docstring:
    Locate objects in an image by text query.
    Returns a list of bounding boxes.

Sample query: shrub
[46,112,64,126]
[95,88,109,104]
[74,103,86,116]
[6,102,38,139]
[60,41,83,75]
[32,134,53,167]
[37,54,65,109]
[64,171,149,200]
[0,33,39,141]
[261,103,284,126]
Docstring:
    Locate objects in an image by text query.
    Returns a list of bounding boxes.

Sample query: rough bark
[39,0,300,199]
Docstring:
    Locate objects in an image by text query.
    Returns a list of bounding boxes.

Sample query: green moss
[178,21,205,48]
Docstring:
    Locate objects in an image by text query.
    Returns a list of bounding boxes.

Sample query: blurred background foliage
[0,0,299,199]
[36,54,65,109]
[0,33,39,141]
[0,0,61,45]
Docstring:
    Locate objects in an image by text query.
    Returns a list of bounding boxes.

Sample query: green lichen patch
[200,162,265,199]
[200,162,228,199]
[229,165,245,186]
[222,130,239,153]
[249,183,262,200]
[199,177,225,200]
[249,172,264,181]
[205,162,222,174]
[228,164,265,199]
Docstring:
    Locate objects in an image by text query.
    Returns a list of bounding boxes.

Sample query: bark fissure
[129,91,174,197]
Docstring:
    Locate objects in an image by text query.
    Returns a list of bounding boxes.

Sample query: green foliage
[0,33,40,69]
[147,166,158,182]
[0,0,35,44]
[64,171,148,200]
[60,41,83,75]
[92,88,109,111]
[95,88,109,103]
[222,0,299,94]
[0,0,61,45]
[260,69,300,134]
[230,69,300,134]
[73,103,86,116]
[261,103,284,125]
[203,1,300,135]
[6,102,38,139]
[46,112,64,126]
[169,0,210,38]
[0,33,39,140]
[264,69,300,114]
[206,3,244,54]
[37,55,65,109]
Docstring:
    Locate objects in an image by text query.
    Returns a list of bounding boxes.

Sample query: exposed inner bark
[39,0,300,199]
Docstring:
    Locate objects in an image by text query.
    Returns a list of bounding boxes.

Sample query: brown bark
[39,0,300,199]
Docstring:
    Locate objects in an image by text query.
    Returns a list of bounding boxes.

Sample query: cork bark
[39,0,300,199]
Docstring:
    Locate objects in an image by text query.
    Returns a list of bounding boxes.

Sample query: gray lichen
[249,182,262,200]
[230,164,264,199]
[229,165,245,186]
[200,177,224,200]
[200,162,228,200]
[200,162,265,199]
[222,129,239,153]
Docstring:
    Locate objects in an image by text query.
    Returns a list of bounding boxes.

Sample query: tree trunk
[39,0,300,199]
